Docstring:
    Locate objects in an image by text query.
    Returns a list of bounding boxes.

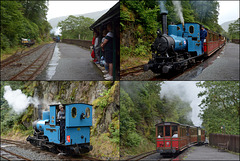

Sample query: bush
[126,132,142,147]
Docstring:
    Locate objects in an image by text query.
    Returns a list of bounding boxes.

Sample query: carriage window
[158,126,163,138]
[85,107,90,118]
[165,126,170,136]
[172,125,178,137]
[71,107,77,118]
[189,26,194,34]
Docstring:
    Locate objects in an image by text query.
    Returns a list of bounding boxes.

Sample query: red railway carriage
[204,30,226,56]
[156,122,206,155]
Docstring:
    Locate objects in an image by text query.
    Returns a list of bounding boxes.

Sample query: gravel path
[1,43,55,80]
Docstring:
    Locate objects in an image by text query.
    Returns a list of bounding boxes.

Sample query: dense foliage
[120,81,193,154]
[120,0,224,57]
[197,81,239,135]
[1,1,52,53]
[58,15,95,40]
[228,18,240,39]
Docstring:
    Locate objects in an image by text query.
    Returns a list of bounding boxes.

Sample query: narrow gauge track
[120,65,145,78]
[1,44,45,68]
[126,150,157,161]
[0,148,31,161]
[1,43,55,80]
[9,43,55,80]
[1,139,100,161]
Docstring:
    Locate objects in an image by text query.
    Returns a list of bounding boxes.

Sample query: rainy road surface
[174,43,239,80]
[37,43,104,80]
[184,145,239,160]
[192,43,239,80]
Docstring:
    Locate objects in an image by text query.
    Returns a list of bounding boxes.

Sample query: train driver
[200,25,207,53]
[172,131,178,138]
[58,104,65,144]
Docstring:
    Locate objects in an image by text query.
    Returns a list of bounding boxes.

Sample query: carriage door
[165,125,171,148]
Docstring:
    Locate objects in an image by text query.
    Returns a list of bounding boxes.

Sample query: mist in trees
[120,81,194,150]
[57,15,95,40]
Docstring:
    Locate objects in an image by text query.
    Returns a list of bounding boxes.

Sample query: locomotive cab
[27,103,93,154]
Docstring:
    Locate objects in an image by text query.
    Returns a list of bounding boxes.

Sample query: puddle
[36,43,61,80]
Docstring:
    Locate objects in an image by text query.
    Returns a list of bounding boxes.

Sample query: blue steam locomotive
[144,9,207,74]
[27,103,93,154]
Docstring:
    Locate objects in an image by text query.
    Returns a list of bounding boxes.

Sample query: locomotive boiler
[27,103,93,155]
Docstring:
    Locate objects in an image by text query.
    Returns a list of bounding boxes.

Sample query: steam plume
[172,1,184,25]
[160,81,205,126]
[3,86,61,114]
[3,86,40,114]
[158,0,168,14]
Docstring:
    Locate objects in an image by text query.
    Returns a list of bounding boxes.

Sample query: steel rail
[0,147,31,161]
[1,44,45,68]
[9,43,55,80]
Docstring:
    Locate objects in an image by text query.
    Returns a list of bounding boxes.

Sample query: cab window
[165,126,170,136]
[158,126,163,137]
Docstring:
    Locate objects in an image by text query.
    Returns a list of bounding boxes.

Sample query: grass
[1,129,31,142]
[120,54,151,70]
[120,136,155,159]
[89,133,119,160]
[1,40,54,62]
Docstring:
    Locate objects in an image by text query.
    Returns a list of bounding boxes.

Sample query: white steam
[3,86,61,114]
[172,1,184,25]
[3,86,39,114]
[50,27,61,36]
[160,81,205,126]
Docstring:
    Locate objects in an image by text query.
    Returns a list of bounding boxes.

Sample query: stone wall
[62,39,92,49]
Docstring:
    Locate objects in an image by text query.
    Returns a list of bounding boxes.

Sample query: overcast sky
[218,1,239,24]
[46,1,119,21]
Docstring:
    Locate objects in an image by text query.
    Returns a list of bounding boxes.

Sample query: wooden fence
[62,39,92,49]
[209,133,240,153]
[232,39,240,44]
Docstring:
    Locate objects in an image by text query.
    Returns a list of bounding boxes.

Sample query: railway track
[1,43,55,80]
[120,65,145,78]
[0,147,31,161]
[1,44,45,68]
[1,138,101,161]
[126,150,157,161]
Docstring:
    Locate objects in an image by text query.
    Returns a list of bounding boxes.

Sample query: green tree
[228,18,240,39]
[58,15,95,40]
[1,0,51,52]
[197,81,239,135]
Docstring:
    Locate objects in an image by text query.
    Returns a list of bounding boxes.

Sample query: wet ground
[122,43,239,81]
[37,43,104,80]
[192,43,239,80]
[184,145,239,160]
[140,145,239,160]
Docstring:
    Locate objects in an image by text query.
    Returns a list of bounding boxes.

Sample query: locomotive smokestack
[159,1,168,35]
[37,104,42,120]
[162,13,168,35]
